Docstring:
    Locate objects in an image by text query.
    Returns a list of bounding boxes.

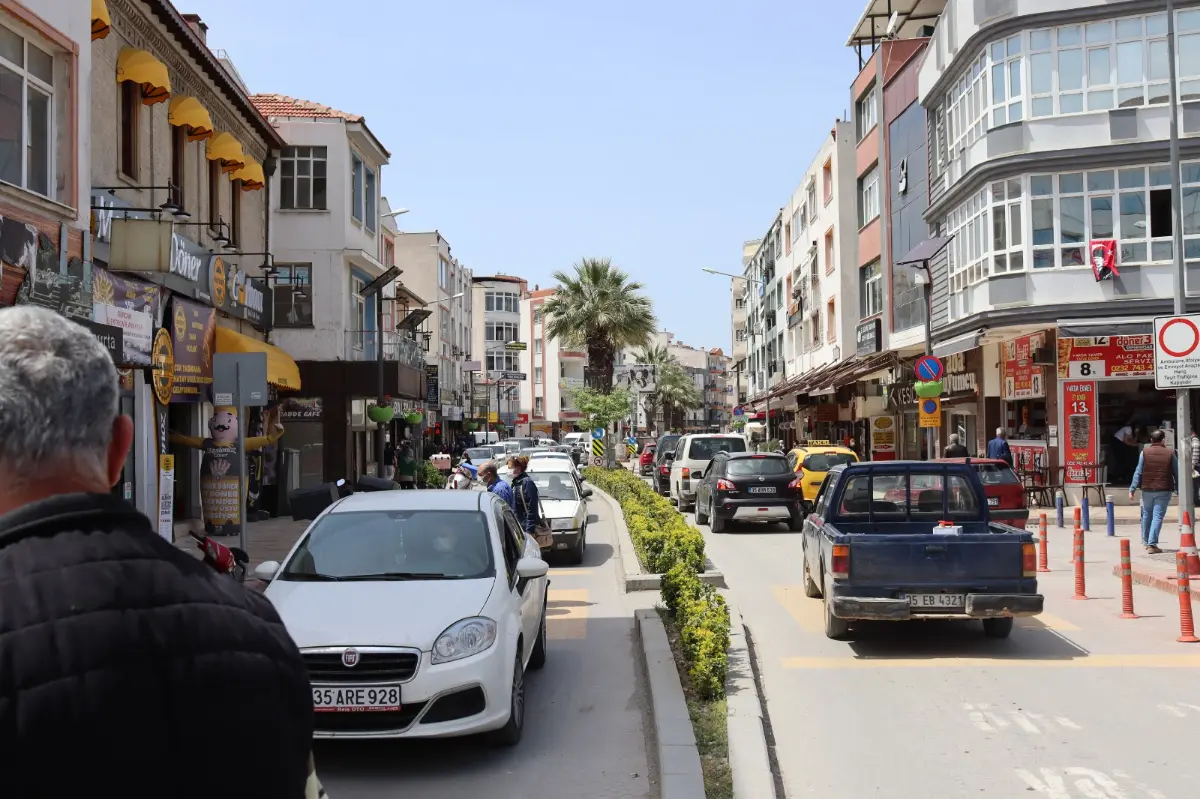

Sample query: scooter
[191,530,249,583]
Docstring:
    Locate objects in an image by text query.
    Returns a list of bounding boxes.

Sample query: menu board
[869,416,896,461]
[1001,333,1047,400]
[1057,335,1154,380]
[1061,380,1098,483]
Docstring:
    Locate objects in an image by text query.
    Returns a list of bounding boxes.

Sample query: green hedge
[584,467,730,699]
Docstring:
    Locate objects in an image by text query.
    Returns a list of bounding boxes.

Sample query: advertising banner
[280,397,324,421]
[1058,335,1154,380]
[868,416,896,461]
[168,297,215,402]
[1061,380,1098,483]
[1010,440,1049,476]
[1001,332,1047,400]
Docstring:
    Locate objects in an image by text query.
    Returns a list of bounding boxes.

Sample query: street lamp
[702,268,774,447]
[382,208,410,218]
[359,265,402,478]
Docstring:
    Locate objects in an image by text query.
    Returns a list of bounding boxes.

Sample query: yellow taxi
[786,441,859,510]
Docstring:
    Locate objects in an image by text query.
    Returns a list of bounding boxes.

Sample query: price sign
[1067,360,1105,379]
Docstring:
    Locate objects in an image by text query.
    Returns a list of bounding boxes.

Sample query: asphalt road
[673,485,1200,798]
[315,494,657,799]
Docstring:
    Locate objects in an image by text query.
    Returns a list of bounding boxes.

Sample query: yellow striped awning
[214,327,301,390]
[232,159,265,191]
[168,96,214,141]
[91,0,112,40]
[205,132,246,174]
[116,48,170,105]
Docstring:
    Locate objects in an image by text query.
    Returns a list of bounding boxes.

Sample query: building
[521,288,587,438]
[706,348,734,431]
[729,240,755,403]
[916,0,1200,499]
[470,274,526,434]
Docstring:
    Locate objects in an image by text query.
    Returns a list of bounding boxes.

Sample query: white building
[471,274,527,432]
[521,288,587,438]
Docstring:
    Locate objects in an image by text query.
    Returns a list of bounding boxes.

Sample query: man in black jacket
[0,307,313,798]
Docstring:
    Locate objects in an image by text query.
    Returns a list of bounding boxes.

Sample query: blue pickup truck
[800,461,1043,640]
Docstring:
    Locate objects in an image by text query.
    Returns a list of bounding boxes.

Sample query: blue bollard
[1082,494,1091,532]
[1106,494,1115,537]
[1056,492,1065,528]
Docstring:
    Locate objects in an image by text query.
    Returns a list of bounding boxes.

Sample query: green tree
[657,362,702,431]
[541,258,656,391]
[634,343,673,433]
[567,386,634,429]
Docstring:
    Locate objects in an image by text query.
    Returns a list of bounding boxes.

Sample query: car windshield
[529,472,580,501]
[802,452,857,471]
[687,437,747,460]
[464,448,492,462]
[975,463,1019,485]
[726,456,790,476]
[280,510,494,580]
[657,436,680,457]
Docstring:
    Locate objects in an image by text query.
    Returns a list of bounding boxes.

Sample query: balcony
[344,331,426,370]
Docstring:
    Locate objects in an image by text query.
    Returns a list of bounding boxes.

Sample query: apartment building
[472,274,527,433]
[521,288,587,438]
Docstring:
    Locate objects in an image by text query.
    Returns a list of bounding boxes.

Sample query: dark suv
[694,451,803,533]
[652,434,682,495]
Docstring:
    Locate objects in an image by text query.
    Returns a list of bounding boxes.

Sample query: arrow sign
[592,427,605,439]
[915,355,944,382]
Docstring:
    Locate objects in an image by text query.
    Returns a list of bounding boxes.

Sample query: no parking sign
[1154,314,1200,389]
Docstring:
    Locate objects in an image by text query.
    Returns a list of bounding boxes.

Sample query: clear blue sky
[193,0,865,351]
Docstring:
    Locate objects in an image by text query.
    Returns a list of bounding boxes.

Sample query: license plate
[749,486,776,494]
[987,497,999,507]
[907,593,966,608]
[313,685,401,712]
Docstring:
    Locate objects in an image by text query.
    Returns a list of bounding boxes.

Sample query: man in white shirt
[1112,421,1136,483]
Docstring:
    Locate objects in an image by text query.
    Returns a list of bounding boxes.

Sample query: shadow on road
[546,542,613,568]
[844,617,1090,661]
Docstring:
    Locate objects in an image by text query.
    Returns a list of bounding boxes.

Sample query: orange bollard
[1180,511,1200,577]
[1037,512,1050,573]
[1175,552,1200,643]
[1118,539,1138,619]
[1073,525,1088,600]
[1073,505,1082,526]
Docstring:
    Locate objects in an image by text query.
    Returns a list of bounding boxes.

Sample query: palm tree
[657,362,702,431]
[542,258,656,391]
[635,343,672,432]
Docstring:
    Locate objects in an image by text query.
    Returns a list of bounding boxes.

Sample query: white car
[255,490,550,745]
[494,459,591,562]
[525,450,581,480]
[669,433,748,512]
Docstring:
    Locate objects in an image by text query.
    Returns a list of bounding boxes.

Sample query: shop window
[119,79,138,179]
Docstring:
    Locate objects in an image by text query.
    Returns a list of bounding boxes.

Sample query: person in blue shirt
[478,460,515,511]
[986,427,1013,467]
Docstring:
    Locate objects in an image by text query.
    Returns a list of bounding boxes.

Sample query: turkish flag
[1089,239,1118,282]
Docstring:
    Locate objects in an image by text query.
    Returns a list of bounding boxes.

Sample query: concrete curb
[590,485,728,592]
[635,609,706,799]
[724,601,776,799]
[1113,563,1200,603]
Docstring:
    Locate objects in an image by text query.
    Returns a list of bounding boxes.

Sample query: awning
[231,159,265,191]
[932,328,984,358]
[1057,316,1152,338]
[214,327,301,391]
[168,96,214,141]
[206,132,246,174]
[91,0,112,40]
[116,48,170,105]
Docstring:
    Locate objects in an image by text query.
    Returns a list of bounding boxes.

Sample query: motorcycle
[191,530,249,583]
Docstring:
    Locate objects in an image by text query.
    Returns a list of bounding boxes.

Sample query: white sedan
[255,490,550,745]
[525,449,582,479]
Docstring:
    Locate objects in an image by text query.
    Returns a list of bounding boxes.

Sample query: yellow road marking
[547,588,589,640]
[781,654,1200,669]
[771,584,823,634]
[1017,612,1080,631]
[549,568,590,576]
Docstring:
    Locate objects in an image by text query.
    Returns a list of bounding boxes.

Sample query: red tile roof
[249,93,363,122]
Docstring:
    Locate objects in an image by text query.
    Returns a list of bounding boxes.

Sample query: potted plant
[367,395,394,424]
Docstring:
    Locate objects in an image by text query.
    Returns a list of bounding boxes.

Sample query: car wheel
[489,652,526,746]
[710,504,725,534]
[982,617,1014,639]
[695,496,710,525]
[822,574,850,640]
[529,602,548,670]
[802,552,821,598]
[569,525,585,565]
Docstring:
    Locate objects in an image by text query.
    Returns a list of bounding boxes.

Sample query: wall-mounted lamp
[94,183,188,217]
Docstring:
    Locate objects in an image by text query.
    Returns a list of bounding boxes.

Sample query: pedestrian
[478,460,516,510]
[1111,419,1137,484]
[1129,429,1178,554]
[0,307,314,798]
[383,437,397,481]
[944,433,969,458]
[508,454,543,537]
[445,463,474,489]
[395,442,418,489]
[986,427,1013,467]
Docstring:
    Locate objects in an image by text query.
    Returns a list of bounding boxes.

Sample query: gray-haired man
[0,307,313,797]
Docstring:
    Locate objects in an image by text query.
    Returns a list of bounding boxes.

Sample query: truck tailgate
[844,533,1028,584]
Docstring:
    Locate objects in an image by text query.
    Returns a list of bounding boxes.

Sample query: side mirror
[515,557,550,580]
[581,488,594,498]
[255,560,281,582]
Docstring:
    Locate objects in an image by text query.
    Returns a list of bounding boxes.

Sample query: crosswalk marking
[547,588,589,640]
[770,584,822,634]
[964,703,1081,733]
[782,654,1200,669]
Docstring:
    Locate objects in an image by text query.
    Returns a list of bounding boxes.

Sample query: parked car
[935,458,1029,528]
[652,434,682,495]
[523,449,582,481]
[669,433,748,511]
[638,444,657,475]
[786,443,859,512]
[694,452,804,533]
[801,461,1042,640]
[255,490,550,744]
[526,459,592,563]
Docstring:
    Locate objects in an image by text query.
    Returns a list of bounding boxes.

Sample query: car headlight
[432,617,497,664]
[550,517,574,531]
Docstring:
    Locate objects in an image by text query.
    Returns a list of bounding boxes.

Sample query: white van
[669,434,748,511]
[472,430,500,445]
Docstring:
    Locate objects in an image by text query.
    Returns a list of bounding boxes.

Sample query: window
[169,125,186,211]
[736,329,747,342]
[784,223,791,255]
[279,146,328,210]
[533,338,543,355]
[860,260,883,319]
[230,180,242,247]
[859,165,880,226]
[365,167,376,232]
[822,159,833,204]
[207,159,221,227]
[383,239,394,267]
[990,178,1025,274]
[807,182,817,220]
[273,264,313,327]
[534,397,544,417]
[856,83,878,139]
[989,35,1024,125]
[484,291,519,313]
[944,50,989,171]
[350,276,366,349]
[534,367,543,384]
[118,80,138,180]
[0,25,54,197]
[438,258,447,289]
[790,210,800,243]
[351,152,363,222]
[946,187,988,319]
[486,352,521,371]
[533,308,542,324]
[826,298,836,342]
[824,228,835,274]
[485,322,519,342]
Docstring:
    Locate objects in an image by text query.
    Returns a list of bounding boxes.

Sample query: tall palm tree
[658,362,702,431]
[542,258,656,391]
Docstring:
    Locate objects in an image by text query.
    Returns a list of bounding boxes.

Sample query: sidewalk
[175,516,309,590]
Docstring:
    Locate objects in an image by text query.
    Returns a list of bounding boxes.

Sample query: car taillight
[659,465,669,475]
[716,478,736,491]
[681,467,691,479]
[830,545,850,579]
[787,478,803,490]
[1022,542,1036,577]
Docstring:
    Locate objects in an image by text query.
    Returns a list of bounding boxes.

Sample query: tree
[635,343,673,433]
[567,386,634,429]
[541,258,656,391]
[657,362,702,431]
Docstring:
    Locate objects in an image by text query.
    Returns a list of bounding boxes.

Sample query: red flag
[1089,239,1118,281]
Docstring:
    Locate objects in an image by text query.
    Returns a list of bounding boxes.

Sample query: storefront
[998,331,1056,476]
[940,349,983,455]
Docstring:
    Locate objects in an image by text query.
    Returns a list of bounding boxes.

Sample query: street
[313,493,658,799]
[674,488,1200,798]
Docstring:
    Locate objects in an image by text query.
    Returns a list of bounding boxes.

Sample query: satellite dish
[885,11,900,38]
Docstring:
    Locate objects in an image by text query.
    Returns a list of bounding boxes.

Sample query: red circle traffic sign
[1158,317,1200,358]
[915,355,944,381]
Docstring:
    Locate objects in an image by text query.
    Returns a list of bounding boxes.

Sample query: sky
[192,0,867,352]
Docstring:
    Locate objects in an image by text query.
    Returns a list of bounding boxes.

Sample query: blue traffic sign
[592,427,605,439]
[921,398,939,414]
[915,355,944,382]
[733,405,745,417]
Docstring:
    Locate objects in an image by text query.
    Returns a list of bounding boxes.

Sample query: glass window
[838,475,871,516]
[364,167,376,232]
[860,260,883,318]
[687,437,747,460]
[351,153,364,221]
[726,457,791,477]
[802,452,857,472]
[0,22,55,198]
[859,165,880,225]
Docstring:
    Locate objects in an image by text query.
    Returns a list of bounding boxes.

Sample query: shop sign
[869,415,896,460]
[1057,335,1154,380]
[517,413,529,424]
[92,266,161,320]
[157,453,175,542]
[1010,441,1049,474]
[1001,332,1047,400]
[1061,380,1098,483]
[280,397,323,421]
[85,320,123,363]
[209,257,267,327]
[151,328,175,406]
[856,318,882,356]
[942,351,978,395]
[93,303,152,366]
[425,364,439,405]
[168,297,215,403]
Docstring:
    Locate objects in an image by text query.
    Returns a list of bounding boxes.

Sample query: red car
[639,444,656,475]
[879,459,1027,527]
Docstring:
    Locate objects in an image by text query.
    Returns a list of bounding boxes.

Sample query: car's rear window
[726,457,790,476]
[464,448,492,462]
[657,436,681,458]
[687,437,747,460]
[838,473,982,520]
[974,463,1019,485]
[802,452,857,471]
